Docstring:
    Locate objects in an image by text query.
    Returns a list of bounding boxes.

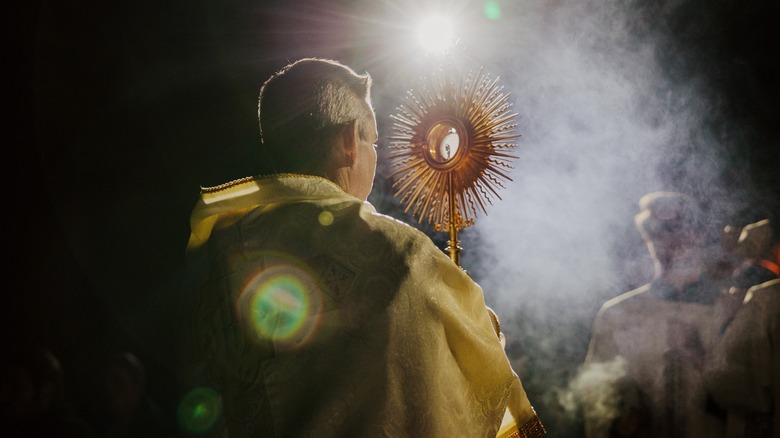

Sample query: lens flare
[239,263,322,350]
[177,387,222,434]
[416,15,455,54]
[484,1,502,20]
[318,210,334,226]
[251,276,308,338]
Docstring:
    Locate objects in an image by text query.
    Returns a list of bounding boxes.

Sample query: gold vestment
[179,174,544,437]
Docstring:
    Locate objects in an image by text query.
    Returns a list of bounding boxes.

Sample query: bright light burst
[416,15,456,54]
[387,66,520,228]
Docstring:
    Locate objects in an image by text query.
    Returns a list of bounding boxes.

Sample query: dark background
[7,0,779,435]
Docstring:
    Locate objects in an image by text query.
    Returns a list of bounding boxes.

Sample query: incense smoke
[433,0,775,435]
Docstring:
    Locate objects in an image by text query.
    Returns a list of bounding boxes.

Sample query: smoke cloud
[372,0,777,435]
[558,356,628,434]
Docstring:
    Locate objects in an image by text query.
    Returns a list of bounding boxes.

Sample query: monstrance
[387,66,520,267]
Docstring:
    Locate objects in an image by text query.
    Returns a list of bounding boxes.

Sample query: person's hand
[486,306,506,349]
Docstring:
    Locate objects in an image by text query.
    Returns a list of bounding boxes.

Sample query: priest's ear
[331,120,359,168]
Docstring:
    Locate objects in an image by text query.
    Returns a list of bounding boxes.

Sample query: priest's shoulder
[597,283,653,317]
[361,205,431,241]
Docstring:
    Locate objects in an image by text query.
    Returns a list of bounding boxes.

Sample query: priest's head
[257,58,379,201]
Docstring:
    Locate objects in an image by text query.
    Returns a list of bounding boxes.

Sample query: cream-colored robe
[178,174,543,437]
[581,281,725,438]
[706,278,780,438]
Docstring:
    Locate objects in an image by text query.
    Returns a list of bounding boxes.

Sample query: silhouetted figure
[705,216,780,437]
[84,351,172,438]
[730,218,780,289]
[0,347,95,437]
[581,192,726,437]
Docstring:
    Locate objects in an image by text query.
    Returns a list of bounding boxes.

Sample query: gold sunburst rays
[387,66,521,233]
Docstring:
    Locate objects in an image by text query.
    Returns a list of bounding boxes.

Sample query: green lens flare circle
[177,387,222,434]
[484,0,502,20]
[250,274,310,340]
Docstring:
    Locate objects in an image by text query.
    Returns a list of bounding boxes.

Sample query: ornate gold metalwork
[387,67,520,265]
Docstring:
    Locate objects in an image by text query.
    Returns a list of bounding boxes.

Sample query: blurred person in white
[581,192,725,438]
[705,214,780,438]
[177,57,544,438]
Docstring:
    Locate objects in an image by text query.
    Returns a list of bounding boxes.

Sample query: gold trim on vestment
[500,415,546,438]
